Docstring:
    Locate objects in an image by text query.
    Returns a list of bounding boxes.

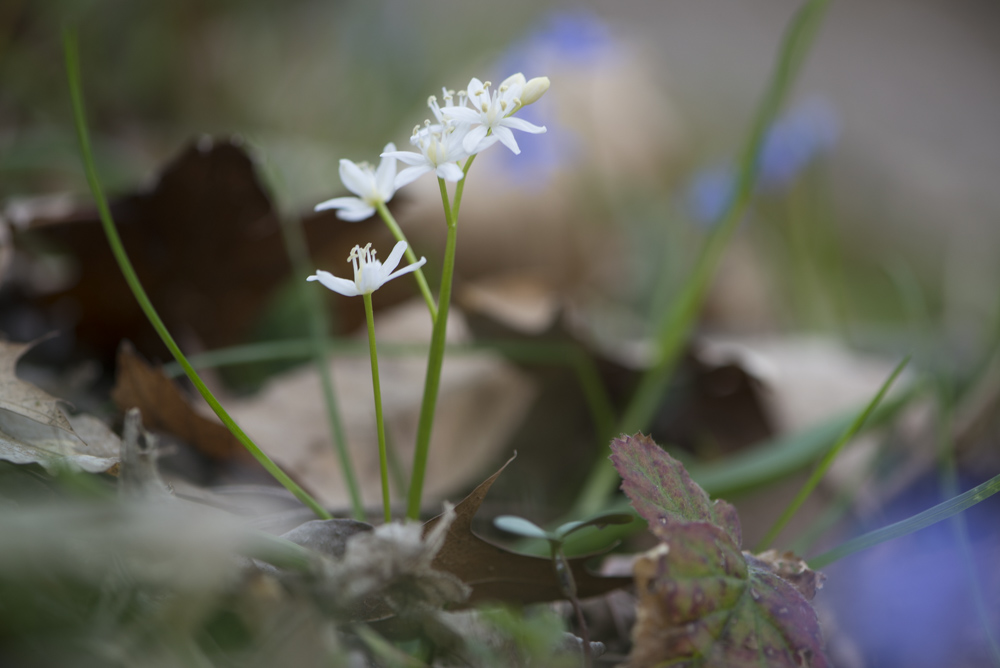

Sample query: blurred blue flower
[685,98,839,227]
[686,165,737,229]
[489,10,620,189]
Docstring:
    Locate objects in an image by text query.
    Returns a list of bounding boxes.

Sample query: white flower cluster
[316,73,550,221]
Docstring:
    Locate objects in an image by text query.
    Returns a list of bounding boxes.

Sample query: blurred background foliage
[3,2,1000,665]
[4,0,999,349]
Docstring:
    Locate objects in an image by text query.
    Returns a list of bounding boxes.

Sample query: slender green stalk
[406,178,459,519]
[63,29,331,521]
[808,471,1000,569]
[375,200,437,320]
[571,0,830,518]
[363,293,391,523]
[755,355,910,551]
[277,211,365,520]
[405,156,478,519]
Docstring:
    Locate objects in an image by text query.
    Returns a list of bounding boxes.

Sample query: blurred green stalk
[572,0,831,518]
[63,28,331,521]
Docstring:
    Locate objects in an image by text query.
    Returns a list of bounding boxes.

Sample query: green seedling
[494,511,633,667]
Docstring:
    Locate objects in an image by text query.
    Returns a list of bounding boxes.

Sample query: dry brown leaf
[111,305,536,510]
[0,338,119,473]
[111,342,246,462]
[424,454,631,607]
[13,138,406,366]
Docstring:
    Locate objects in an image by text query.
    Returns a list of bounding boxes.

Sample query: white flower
[382,122,482,189]
[443,74,547,155]
[308,241,426,297]
[314,143,398,222]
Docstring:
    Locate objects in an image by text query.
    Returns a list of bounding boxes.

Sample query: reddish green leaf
[610,433,742,547]
[630,522,827,668]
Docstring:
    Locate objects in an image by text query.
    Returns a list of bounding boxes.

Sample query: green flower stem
[754,355,910,552]
[405,157,479,520]
[375,200,437,321]
[363,293,392,523]
[571,0,830,519]
[63,29,331,521]
[405,177,459,519]
[277,211,365,521]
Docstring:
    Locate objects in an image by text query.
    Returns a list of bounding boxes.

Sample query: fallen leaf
[0,338,119,473]
[610,432,742,547]
[13,138,401,365]
[424,454,631,607]
[611,433,828,667]
[112,342,246,461]
[111,305,537,510]
[221,301,537,509]
[630,524,827,668]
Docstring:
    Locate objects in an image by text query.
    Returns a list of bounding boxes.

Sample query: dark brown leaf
[111,342,245,461]
[424,454,631,607]
[15,138,399,365]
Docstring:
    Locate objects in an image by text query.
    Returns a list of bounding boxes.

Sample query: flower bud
[500,72,526,91]
[520,76,550,107]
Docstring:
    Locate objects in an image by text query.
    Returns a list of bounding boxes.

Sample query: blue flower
[685,98,839,227]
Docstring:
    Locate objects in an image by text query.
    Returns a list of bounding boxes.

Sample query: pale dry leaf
[459,273,561,335]
[222,301,536,510]
[0,339,119,473]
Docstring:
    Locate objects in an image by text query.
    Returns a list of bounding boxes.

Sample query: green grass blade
[271,182,366,520]
[63,28,331,521]
[572,0,831,518]
[755,355,910,551]
[808,471,1000,569]
[689,385,918,497]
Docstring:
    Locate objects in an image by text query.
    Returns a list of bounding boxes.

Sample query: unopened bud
[500,72,526,91]
[520,76,550,107]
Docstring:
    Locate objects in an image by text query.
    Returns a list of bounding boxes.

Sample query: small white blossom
[443,74,547,155]
[382,122,483,189]
[308,241,426,297]
[314,143,398,222]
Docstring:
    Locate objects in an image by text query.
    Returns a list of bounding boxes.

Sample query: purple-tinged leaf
[629,523,828,668]
[610,433,742,547]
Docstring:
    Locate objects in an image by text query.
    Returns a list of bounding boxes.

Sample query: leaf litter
[611,432,827,667]
[0,338,119,474]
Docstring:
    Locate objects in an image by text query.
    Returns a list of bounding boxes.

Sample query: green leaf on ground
[610,432,742,547]
[612,433,828,667]
[631,523,827,668]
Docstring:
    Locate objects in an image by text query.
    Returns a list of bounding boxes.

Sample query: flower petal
[394,164,431,189]
[381,240,408,275]
[386,255,427,282]
[466,77,486,102]
[436,162,465,182]
[338,159,371,197]
[382,150,428,167]
[315,196,363,212]
[493,126,521,154]
[462,125,489,154]
[376,143,397,202]
[336,204,376,222]
[308,271,361,297]
[441,107,480,124]
[501,117,547,134]
[468,134,500,156]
